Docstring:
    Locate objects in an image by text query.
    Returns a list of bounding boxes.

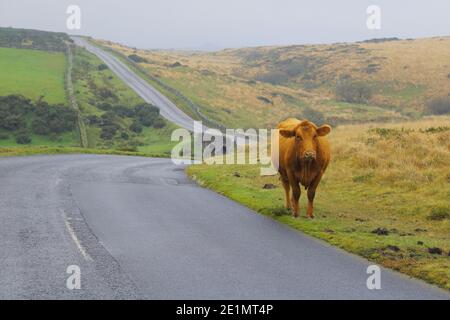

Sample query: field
[0,47,66,104]
[0,28,177,154]
[96,36,450,129]
[187,116,450,289]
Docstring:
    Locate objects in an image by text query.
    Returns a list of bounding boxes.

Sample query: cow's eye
[295,135,302,141]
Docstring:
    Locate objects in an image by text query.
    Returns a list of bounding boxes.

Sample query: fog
[1,0,449,50]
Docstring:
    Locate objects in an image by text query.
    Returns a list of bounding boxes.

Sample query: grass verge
[0,146,168,158]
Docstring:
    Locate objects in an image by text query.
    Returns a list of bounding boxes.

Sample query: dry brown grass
[332,116,450,185]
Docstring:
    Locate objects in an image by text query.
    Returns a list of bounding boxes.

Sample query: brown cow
[273,118,331,218]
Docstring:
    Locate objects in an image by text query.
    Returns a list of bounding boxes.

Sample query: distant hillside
[96,36,450,128]
[0,27,71,52]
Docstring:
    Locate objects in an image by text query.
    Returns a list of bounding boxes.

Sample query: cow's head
[279,121,331,161]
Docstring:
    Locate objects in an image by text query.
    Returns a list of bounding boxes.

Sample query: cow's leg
[287,172,300,218]
[280,175,291,210]
[306,172,323,219]
[290,183,301,218]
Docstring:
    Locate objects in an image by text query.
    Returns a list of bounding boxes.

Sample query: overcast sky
[1,0,449,50]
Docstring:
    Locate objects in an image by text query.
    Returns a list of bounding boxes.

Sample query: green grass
[0,130,78,147]
[137,124,179,155]
[0,47,66,104]
[0,145,168,158]
[73,46,144,117]
[186,120,450,290]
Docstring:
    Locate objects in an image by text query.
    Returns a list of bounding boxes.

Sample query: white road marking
[64,215,93,262]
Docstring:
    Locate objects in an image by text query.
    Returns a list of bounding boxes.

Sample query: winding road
[0,155,448,299]
[71,36,197,131]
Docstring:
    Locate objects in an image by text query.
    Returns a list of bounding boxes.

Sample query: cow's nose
[304,151,316,159]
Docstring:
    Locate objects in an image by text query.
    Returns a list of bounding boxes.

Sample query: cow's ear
[279,129,295,138]
[317,125,331,136]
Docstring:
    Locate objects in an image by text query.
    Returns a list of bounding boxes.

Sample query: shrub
[134,103,160,127]
[255,71,289,85]
[113,105,135,118]
[336,79,372,103]
[15,132,31,144]
[98,63,108,71]
[120,131,129,140]
[427,207,450,221]
[97,87,117,100]
[129,120,143,133]
[128,54,147,63]
[33,103,76,134]
[424,97,450,115]
[87,115,100,125]
[100,125,119,140]
[0,133,9,140]
[152,117,166,129]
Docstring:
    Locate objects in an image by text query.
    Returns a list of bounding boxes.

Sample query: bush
[97,87,117,100]
[98,64,108,71]
[120,131,129,140]
[129,120,143,133]
[87,115,100,125]
[336,79,372,104]
[134,103,160,127]
[33,102,77,134]
[427,207,450,221]
[0,95,76,136]
[128,54,147,63]
[100,125,119,140]
[0,133,9,140]
[31,118,50,135]
[113,105,135,118]
[152,117,166,129]
[424,97,450,115]
[15,132,31,144]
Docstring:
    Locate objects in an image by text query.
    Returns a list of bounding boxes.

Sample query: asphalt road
[0,154,448,299]
[71,36,198,132]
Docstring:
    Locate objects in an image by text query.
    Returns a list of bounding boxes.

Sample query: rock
[428,247,442,255]
[233,172,240,177]
[262,183,277,189]
[371,227,389,236]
